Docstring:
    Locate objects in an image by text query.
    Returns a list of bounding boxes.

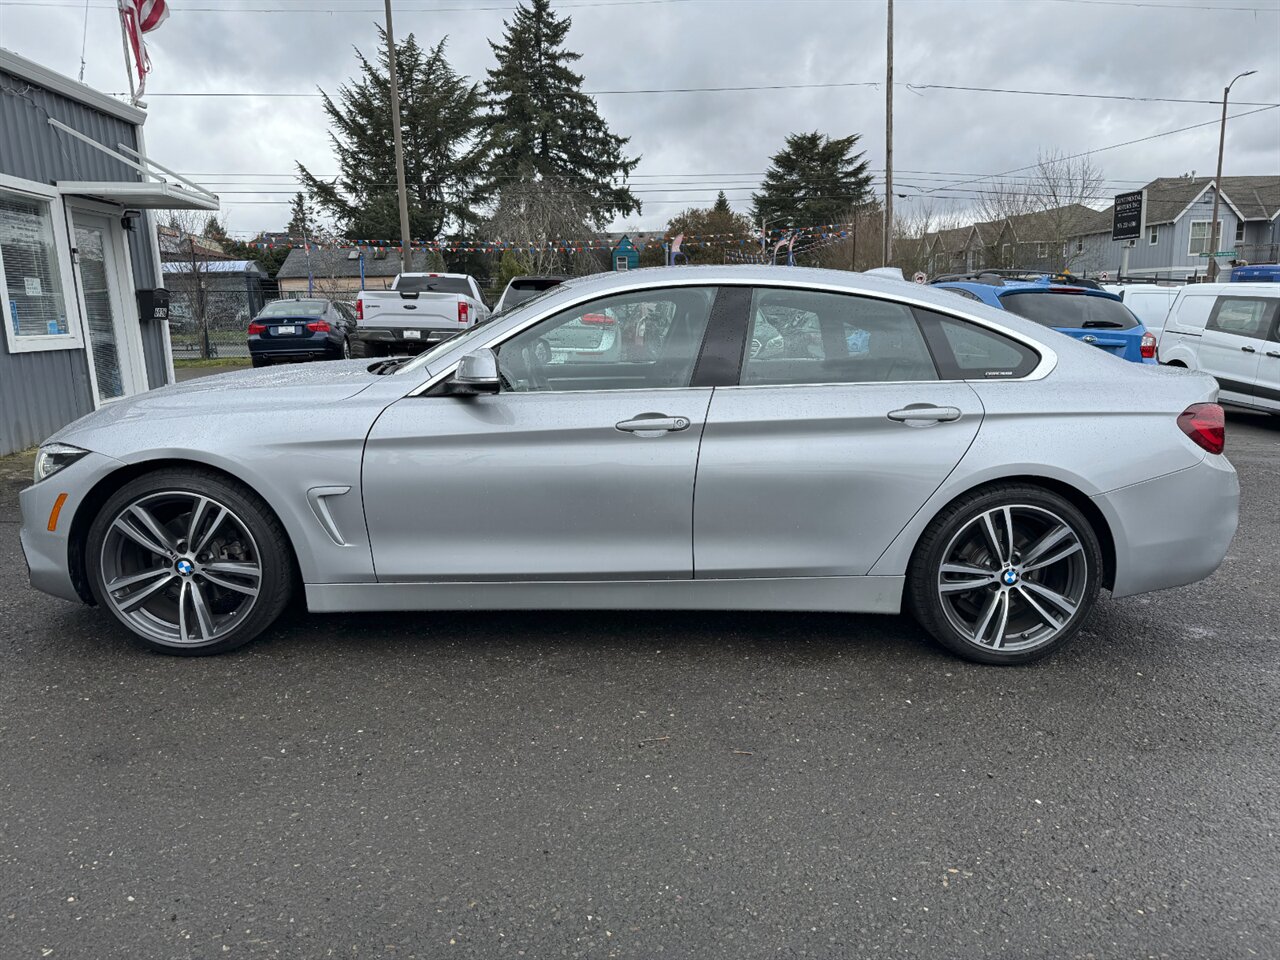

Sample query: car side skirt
[305,576,905,614]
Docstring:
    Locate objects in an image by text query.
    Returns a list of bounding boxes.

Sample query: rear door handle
[1241,345,1256,353]
[887,405,962,424]
[616,415,691,434]
[1267,351,1280,359]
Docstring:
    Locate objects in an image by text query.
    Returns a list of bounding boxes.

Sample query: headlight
[33,443,89,484]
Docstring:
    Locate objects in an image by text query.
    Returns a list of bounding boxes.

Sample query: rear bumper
[1094,453,1239,598]
[249,333,335,358]
[356,328,464,346]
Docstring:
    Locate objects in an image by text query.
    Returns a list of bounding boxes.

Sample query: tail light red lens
[306,321,330,332]
[1140,331,1158,359]
[1177,403,1225,455]
[458,301,470,323]
[355,299,364,321]
[581,312,615,325]
[248,322,266,335]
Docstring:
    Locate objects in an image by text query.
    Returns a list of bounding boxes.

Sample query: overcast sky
[2,0,1278,238]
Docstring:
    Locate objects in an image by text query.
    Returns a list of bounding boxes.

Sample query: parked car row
[248,274,572,366]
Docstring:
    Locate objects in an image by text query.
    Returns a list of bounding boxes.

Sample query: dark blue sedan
[247,299,357,367]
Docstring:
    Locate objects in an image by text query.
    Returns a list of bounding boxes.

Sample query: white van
[1159,283,1279,415]
[1103,285,1181,336]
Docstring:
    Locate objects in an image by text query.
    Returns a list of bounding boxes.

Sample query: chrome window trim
[404,276,1058,398]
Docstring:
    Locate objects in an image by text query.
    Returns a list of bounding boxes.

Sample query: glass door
[72,211,145,403]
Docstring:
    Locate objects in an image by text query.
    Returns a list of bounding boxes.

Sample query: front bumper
[1094,452,1239,599]
[19,450,127,604]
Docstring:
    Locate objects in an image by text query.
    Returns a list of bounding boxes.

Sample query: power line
[14,0,1280,11]
[100,82,1280,107]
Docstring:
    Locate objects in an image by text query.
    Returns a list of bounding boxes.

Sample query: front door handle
[1241,345,1256,353]
[1266,351,1280,359]
[887,405,962,424]
[616,415,691,435]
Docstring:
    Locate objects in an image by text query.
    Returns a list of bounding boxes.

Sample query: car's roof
[936,278,1121,299]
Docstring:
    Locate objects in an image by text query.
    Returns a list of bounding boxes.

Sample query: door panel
[363,389,713,581]
[694,382,983,578]
[1200,296,1271,404]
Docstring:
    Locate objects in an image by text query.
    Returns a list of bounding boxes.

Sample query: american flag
[119,0,169,98]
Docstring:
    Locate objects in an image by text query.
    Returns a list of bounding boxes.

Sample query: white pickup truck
[353,273,490,357]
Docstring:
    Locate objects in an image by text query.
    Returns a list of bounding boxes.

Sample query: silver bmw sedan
[19,266,1238,664]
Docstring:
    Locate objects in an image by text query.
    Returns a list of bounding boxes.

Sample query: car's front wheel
[85,468,294,655]
[907,485,1102,664]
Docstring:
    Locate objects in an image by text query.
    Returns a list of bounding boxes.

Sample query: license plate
[404,329,421,339]
[275,325,296,335]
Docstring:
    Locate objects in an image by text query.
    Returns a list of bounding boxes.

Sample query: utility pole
[882,0,894,267]
[383,0,413,266]
[1207,69,1256,281]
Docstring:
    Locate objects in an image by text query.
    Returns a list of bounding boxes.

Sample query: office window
[0,186,79,353]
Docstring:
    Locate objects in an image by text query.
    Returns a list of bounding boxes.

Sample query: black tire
[85,468,295,656]
[906,484,1103,665]
[251,355,269,368]
[350,338,374,359]
[340,336,352,360]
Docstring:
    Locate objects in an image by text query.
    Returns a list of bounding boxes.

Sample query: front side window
[0,188,74,350]
[497,286,716,392]
[916,309,1040,380]
[1207,297,1274,339]
[740,288,937,385]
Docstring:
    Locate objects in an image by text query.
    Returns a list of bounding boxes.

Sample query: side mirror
[449,348,501,395]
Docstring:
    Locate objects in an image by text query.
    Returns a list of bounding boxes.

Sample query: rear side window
[916,309,1040,380]
[1207,297,1276,339]
[740,288,937,385]
[396,276,472,295]
[999,291,1139,330]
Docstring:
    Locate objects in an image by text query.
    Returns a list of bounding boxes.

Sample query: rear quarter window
[915,309,1040,380]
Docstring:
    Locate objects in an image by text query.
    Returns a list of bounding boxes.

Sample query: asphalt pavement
[1,411,1277,959]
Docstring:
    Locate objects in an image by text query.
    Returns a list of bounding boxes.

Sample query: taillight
[1140,331,1157,359]
[581,312,615,325]
[1177,403,1224,455]
[355,299,364,321]
[306,321,330,332]
[458,301,470,324]
[248,322,266,335]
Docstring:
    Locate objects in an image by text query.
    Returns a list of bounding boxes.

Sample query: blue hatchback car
[932,274,1158,364]
[247,299,357,367]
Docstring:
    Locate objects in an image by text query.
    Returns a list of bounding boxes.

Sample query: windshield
[395,276,473,295]
[259,300,327,317]
[999,291,1140,330]
[392,284,564,375]
[505,285,558,308]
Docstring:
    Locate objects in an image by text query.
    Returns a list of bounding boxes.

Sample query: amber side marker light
[47,493,69,532]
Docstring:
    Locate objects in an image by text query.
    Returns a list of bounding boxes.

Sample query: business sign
[1112,190,1145,242]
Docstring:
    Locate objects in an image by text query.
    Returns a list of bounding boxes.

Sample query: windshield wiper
[1081,319,1125,329]
[372,357,410,375]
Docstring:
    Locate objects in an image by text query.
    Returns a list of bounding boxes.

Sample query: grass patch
[173,357,252,369]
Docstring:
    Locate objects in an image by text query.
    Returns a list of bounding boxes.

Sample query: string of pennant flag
[247,221,858,254]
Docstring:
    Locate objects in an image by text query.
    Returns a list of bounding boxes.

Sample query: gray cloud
[3,0,1277,237]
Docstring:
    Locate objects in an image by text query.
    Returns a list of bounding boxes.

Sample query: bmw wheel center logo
[176,559,194,576]
[1002,569,1019,586]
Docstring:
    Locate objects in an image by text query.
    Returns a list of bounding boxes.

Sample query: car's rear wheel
[85,469,294,655]
[251,355,269,368]
[350,338,374,359]
[341,336,352,359]
[907,485,1102,664]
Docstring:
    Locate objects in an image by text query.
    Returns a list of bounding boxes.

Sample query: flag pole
[117,1,137,104]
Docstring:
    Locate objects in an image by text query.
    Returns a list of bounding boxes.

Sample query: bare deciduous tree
[483,179,601,281]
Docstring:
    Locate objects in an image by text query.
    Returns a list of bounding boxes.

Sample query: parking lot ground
[1,412,1277,959]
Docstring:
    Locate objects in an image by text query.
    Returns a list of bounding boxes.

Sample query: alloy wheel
[99,491,263,646]
[935,504,1089,653]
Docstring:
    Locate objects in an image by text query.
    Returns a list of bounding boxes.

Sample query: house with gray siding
[1071,176,1280,281]
[0,48,218,456]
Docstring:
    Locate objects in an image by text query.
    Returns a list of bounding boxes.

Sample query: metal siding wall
[0,70,158,453]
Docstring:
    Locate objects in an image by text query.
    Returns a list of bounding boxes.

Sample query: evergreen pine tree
[712,191,732,217]
[750,132,873,228]
[298,32,485,241]
[483,0,640,227]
